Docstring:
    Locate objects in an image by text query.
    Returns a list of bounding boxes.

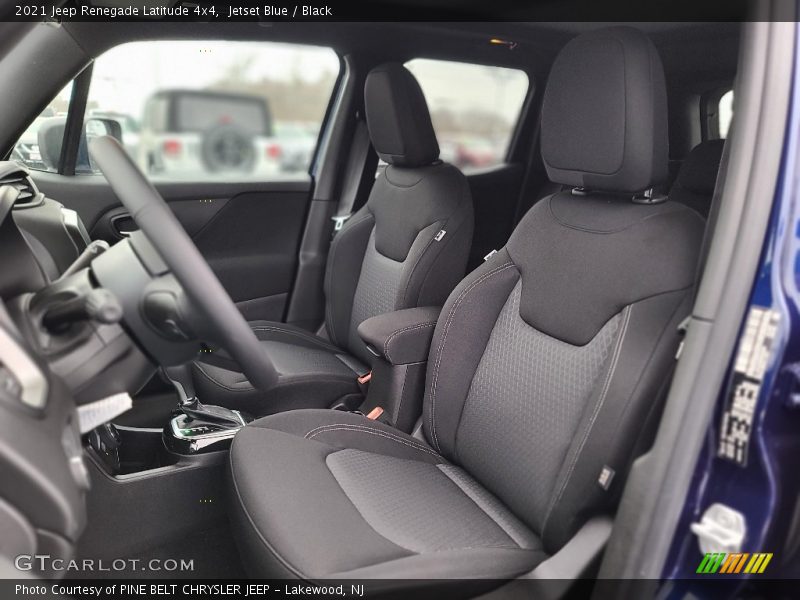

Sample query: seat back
[421,27,705,554]
[323,63,473,364]
[669,138,726,218]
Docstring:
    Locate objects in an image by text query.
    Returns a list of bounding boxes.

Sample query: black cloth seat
[669,139,725,217]
[194,63,474,416]
[229,27,705,586]
[230,410,545,581]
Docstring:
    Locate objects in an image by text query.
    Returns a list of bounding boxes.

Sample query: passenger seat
[192,63,474,416]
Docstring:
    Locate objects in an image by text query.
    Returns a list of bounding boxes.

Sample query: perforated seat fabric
[193,63,473,415]
[229,27,704,585]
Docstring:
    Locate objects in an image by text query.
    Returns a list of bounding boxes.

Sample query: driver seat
[192,63,474,416]
[228,27,705,585]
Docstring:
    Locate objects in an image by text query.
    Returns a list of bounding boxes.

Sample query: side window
[718,89,734,139]
[12,81,73,172]
[404,59,529,172]
[83,41,340,180]
[704,88,734,141]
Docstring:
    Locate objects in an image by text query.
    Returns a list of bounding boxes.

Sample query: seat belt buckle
[365,406,384,420]
[364,406,392,425]
[356,370,372,395]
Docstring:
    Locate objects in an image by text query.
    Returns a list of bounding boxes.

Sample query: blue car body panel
[661,21,800,593]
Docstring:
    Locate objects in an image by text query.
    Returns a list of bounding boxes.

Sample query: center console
[79,307,443,562]
[355,306,441,432]
[166,411,249,454]
[78,368,247,562]
[161,363,253,455]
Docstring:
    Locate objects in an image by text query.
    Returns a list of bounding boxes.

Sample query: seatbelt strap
[676,135,732,355]
[332,118,375,235]
[692,136,731,300]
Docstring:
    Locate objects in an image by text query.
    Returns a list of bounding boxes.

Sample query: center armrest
[357,306,441,365]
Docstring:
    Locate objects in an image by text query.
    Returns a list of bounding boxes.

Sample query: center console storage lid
[357,306,441,365]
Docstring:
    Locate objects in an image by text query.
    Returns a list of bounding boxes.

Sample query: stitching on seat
[383,321,437,363]
[542,304,632,535]
[305,425,440,459]
[428,262,515,453]
[306,425,439,457]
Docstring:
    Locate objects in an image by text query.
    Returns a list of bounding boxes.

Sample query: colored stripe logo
[696,552,773,574]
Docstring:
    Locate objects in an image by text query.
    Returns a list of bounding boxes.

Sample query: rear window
[404,59,529,172]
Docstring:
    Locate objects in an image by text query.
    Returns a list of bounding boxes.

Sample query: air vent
[0,165,40,207]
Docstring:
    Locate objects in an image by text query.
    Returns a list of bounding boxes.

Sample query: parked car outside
[266,121,318,173]
[136,89,277,179]
[10,107,56,170]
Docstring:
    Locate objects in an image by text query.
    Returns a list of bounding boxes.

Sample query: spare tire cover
[200,125,256,173]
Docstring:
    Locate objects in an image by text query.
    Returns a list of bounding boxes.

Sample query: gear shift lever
[163,364,243,429]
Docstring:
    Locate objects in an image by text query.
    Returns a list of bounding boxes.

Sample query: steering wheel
[88,136,278,391]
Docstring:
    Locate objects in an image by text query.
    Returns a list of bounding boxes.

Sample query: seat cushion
[193,322,366,416]
[229,410,546,582]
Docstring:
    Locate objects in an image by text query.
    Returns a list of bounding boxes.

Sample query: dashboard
[0,182,88,576]
[0,163,155,575]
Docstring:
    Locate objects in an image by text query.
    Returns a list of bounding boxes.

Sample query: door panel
[31,172,312,322]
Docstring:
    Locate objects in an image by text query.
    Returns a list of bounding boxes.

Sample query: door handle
[109,214,139,238]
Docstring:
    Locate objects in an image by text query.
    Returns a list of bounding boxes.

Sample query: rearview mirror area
[83,118,123,173]
[85,117,123,141]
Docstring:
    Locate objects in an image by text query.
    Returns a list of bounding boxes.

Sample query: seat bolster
[540,289,692,552]
[247,320,342,352]
[192,330,363,416]
[229,426,415,579]
[250,409,443,464]
[330,546,544,581]
[423,249,521,457]
[231,410,545,581]
[323,207,376,349]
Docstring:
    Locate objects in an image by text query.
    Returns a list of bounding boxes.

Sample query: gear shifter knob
[163,364,246,428]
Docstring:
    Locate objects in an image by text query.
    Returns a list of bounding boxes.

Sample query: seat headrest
[676,139,725,194]
[365,63,440,168]
[541,27,668,194]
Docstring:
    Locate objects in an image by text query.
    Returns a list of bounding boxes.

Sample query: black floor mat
[68,524,247,579]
